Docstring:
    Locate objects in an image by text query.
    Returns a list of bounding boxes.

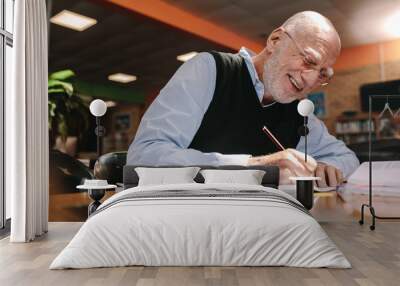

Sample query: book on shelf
[335,120,374,134]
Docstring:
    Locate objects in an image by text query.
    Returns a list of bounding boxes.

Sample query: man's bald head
[281,11,341,56]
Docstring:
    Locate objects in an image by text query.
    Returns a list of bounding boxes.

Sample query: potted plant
[48,69,89,156]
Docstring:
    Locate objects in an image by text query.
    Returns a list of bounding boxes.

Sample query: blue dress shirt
[127,48,360,178]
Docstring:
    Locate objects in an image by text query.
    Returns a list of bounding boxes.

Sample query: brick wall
[319,59,400,134]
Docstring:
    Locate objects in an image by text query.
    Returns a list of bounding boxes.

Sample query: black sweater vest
[188,51,303,156]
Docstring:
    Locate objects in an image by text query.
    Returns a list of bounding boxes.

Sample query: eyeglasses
[283,29,334,86]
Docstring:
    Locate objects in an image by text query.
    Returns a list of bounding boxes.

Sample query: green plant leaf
[48,79,74,95]
[48,101,56,117]
[49,70,75,81]
[48,87,67,94]
[48,69,90,142]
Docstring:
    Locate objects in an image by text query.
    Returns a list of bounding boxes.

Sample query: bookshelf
[335,114,380,144]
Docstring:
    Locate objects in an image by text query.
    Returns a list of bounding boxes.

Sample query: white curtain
[7,0,49,242]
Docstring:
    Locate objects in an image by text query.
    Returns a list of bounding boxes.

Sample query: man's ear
[266,27,284,53]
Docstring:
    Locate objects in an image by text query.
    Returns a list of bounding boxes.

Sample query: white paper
[338,183,400,197]
[347,161,400,187]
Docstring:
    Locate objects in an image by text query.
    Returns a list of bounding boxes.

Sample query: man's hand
[314,162,343,187]
[248,149,317,182]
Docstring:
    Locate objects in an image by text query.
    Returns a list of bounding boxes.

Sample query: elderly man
[127,11,359,187]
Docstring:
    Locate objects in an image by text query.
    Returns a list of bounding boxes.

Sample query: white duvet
[50,183,350,269]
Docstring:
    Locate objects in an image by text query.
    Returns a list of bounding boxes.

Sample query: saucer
[77,179,117,190]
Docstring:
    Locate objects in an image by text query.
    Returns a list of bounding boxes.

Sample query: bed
[50,165,350,269]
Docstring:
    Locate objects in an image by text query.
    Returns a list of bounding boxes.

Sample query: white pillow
[200,169,266,185]
[135,167,200,186]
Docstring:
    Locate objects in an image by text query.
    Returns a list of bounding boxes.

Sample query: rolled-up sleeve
[296,114,360,178]
[127,52,251,166]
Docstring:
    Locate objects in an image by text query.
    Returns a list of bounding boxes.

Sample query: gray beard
[262,59,295,104]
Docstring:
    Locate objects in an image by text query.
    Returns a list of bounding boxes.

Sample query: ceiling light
[50,10,97,31]
[384,11,400,37]
[108,73,137,83]
[177,52,198,62]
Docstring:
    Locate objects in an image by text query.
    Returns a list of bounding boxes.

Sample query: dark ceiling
[49,0,234,97]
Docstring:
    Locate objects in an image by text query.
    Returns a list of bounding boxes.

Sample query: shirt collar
[238,47,275,107]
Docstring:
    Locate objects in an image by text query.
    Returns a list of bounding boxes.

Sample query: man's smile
[288,74,303,92]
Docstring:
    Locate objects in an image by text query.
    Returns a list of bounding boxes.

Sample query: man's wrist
[248,154,277,166]
[248,156,263,166]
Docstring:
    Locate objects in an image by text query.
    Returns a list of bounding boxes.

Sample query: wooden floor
[1,192,400,286]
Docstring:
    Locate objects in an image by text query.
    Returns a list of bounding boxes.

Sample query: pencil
[262,126,286,151]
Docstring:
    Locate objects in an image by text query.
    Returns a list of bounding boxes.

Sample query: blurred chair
[94,151,127,184]
[49,150,95,221]
[50,149,94,194]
